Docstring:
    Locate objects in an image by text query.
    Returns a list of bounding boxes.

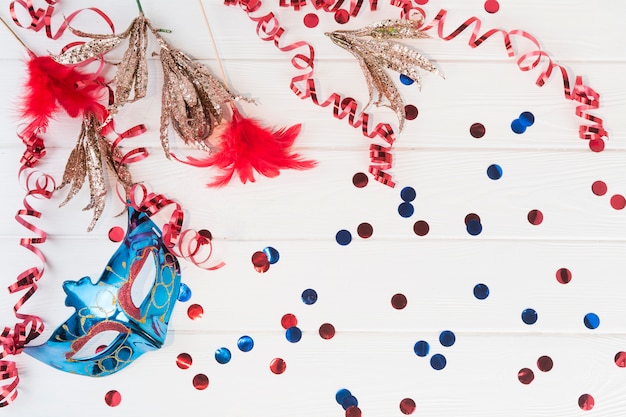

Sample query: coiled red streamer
[225,0,397,186]
[9,0,114,40]
[0,169,55,407]
[279,0,378,17]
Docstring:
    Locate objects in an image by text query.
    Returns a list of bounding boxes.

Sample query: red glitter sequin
[252,251,270,273]
[319,323,336,340]
[400,398,417,415]
[345,406,362,417]
[413,220,430,236]
[470,123,486,138]
[176,353,193,369]
[615,351,626,367]
[537,355,553,372]
[334,9,349,24]
[610,194,626,210]
[578,394,594,411]
[484,0,500,13]
[352,172,369,188]
[187,304,204,320]
[357,223,373,239]
[465,213,481,225]
[592,181,608,196]
[270,358,287,374]
[281,313,298,329]
[108,226,124,243]
[193,374,209,390]
[415,0,428,4]
[391,293,408,310]
[404,105,418,120]
[104,390,121,407]
[518,368,534,384]
[527,209,543,225]
[589,139,605,152]
[304,13,319,28]
[556,268,572,284]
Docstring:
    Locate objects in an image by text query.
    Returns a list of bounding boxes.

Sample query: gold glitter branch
[326,19,443,130]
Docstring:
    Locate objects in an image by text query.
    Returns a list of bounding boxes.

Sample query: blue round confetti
[398,202,415,218]
[466,219,483,236]
[511,119,526,134]
[237,335,254,352]
[215,347,232,364]
[263,246,280,264]
[399,74,414,85]
[301,288,318,305]
[519,111,535,127]
[584,313,600,330]
[522,308,538,325]
[336,229,352,246]
[487,164,503,180]
[341,395,358,410]
[430,354,447,370]
[473,283,490,300]
[439,330,456,347]
[335,389,352,405]
[414,340,430,357]
[177,283,192,302]
[400,186,416,202]
[285,326,303,343]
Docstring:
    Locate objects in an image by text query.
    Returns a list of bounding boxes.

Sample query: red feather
[199,107,316,187]
[21,55,108,136]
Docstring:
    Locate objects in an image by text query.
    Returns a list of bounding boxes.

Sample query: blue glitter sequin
[430,354,447,370]
[215,347,232,364]
[301,288,318,305]
[473,283,490,300]
[237,336,254,352]
[522,308,538,325]
[177,282,192,302]
[263,246,280,264]
[414,340,430,357]
[439,330,456,347]
[286,326,303,343]
[336,230,352,246]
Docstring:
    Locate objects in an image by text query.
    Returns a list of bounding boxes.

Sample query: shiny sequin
[334,9,350,24]
[484,0,500,13]
[413,220,429,236]
[392,293,408,309]
[263,247,280,264]
[252,251,270,273]
[336,389,352,405]
[176,353,193,369]
[537,355,553,372]
[473,283,490,299]
[470,123,486,138]
[281,314,298,329]
[345,406,362,417]
[336,229,352,245]
[401,187,416,202]
[104,390,122,407]
[215,347,232,364]
[400,74,415,85]
[521,308,538,325]
[400,398,416,415]
[518,368,534,384]
[466,219,483,236]
[342,395,358,410]
[357,223,373,238]
[178,283,192,302]
[302,289,318,305]
[439,330,456,347]
[187,304,204,320]
[108,227,124,242]
[589,139,605,152]
[319,323,336,340]
[592,181,608,196]
[556,268,572,284]
[238,336,254,352]
[414,341,430,357]
[270,358,287,374]
[430,354,446,370]
[405,105,418,120]
[304,13,319,28]
[398,202,415,218]
[352,172,369,188]
[578,394,594,411]
[193,373,209,390]
[615,351,626,367]
[487,164,503,180]
[286,326,303,343]
[611,194,626,210]
[584,313,600,329]
[527,209,543,225]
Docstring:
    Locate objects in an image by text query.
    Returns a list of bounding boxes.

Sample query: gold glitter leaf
[52,37,123,65]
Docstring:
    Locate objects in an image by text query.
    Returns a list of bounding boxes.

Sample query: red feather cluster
[202,106,316,187]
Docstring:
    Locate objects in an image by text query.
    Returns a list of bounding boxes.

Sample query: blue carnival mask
[24,207,181,376]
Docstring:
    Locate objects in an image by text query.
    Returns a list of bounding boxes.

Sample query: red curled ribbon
[279,0,378,16]
[225,0,397,186]
[9,0,114,40]
[0,169,55,407]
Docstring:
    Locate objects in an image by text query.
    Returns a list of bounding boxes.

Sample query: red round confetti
[470,123,486,138]
[391,293,408,310]
[556,268,572,284]
[187,304,204,320]
[108,226,124,243]
[352,172,368,188]
[319,323,336,340]
[589,139,605,152]
[357,223,373,239]
[484,0,500,13]
[527,209,543,225]
[104,390,121,407]
[345,406,362,417]
[404,105,418,120]
[537,355,553,372]
[303,13,319,28]
[400,398,417,415]
[413,220,430,236]
[270,358,287,374]
[334,9,349,24]
[415,0,428,4]
[198,229,212,241]
[517,368,534,384]
[592,181,607,196]
[615,351,626,367]
[193,373,209,390]
[464,213,481,225]
[578,394,594,411]
[610,194,626,210]
[281,313,298,329]
[176,353,193,369]
[252,251,270,273]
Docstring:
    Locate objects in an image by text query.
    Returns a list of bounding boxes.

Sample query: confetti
[352,172,369,188]
[473,283,490,300]
[319,323,336,340]
[334,9,349,24]
[104,390,121,407]
[176,353,193,369]
[177,283,192,302]
[281,314,298,329]
[270,358,287,374]
[470,123,486,138]
[615,352,626,368]
[537,356,553,372]
[527,209,543,225]
[336,229,352,246]
[187,304,204,320]
[487,164,503,180]
[556,268,572,284]
[583,313,600,330]
[413,220,430,236]
[285,326,303,343]
[518,368,534,384]
[439,330,456,347]
[578,394,594,411]
[413,341,430,357]
[357,223,373,239]
[399,398,417,415]
[484,0,500,13]
[303,13,319,28]
[400,74,415,86]
[301,289,318,305]
[193,374,209,390]
[401,187,416,202]
[238,336,254,352]
[391,293,408,310]
[108,226,124,242]
[610,194,626,210]
[592,181,608,196]
[398,202,415,218]
[215,347,232,364]
[521,308,538,325]
[405,105,418,120]
[263,246,280,264]
[430,354,447,370]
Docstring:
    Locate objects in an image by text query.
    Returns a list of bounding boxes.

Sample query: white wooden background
[1,0,626,416]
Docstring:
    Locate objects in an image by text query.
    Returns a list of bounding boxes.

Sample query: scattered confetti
[286,326,303,343]
[252,251,270,273]
[583,313,600,330]
[263,246,280,264]
[238,336,254,352]
[430,354,447,370]
[334,9,349,24]
[341,395,359,410]
[176,353,193,369]
[527,209,543,225]
[487,164,503,180]
[589,139,605,153]
[336,388,352,405]
[401,187,416,202]
[511,111,534,133]
[470,122,486,138]
[187,304,204,320]
[270,358,287,374]
[556,268,572,284]
[391,293,408,310]
[104,390,121,407]
[281,313,298,329]
[592,180,608,196]
[357,223,373,239]
[405,105,418,120]
[177,283,192,302]
[413,220,430,236]
[215,347,232,364]
[473,283,490,300]
[615,352,626,368]
[466,219,483,236]
[319,323,336,340]
[302,288,318,305]
[336,229,352,245]
[352,172,368,188]
[518,368,534,384]
[578,394,595,411]
[398,202,415,218]
[400,74,414,85]
[399,398,417,415]
[610,194,626,210]
[108,226,124,242]
[414,340,430,357]
[193,374,209,390]
[521,308,538,325]
[537,355,553,372]
[484,0,500,13]
[345,406,362,417]
[439,330,456,347]
[303,13,319,28]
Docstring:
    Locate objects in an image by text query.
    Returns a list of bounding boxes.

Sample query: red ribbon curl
[279,0,378,17]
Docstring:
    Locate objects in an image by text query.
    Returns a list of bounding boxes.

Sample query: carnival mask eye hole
[130,249,157,308]
[70,330,121,360]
